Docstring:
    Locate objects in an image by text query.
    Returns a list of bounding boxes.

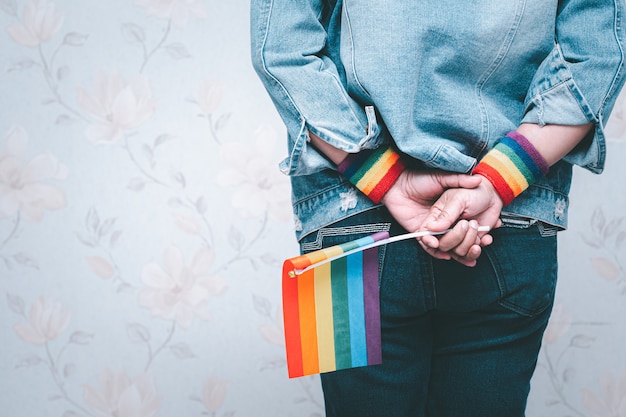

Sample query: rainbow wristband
[472,131,549,206]
[337,146,406,204]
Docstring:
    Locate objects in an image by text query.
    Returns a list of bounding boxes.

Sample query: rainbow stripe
[337,146,405,204]
[282,232,387,378]
[472,132,549,206]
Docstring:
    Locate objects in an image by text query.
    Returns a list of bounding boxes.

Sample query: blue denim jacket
[251,0,625,240]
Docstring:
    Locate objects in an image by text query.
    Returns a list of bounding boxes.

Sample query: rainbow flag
[282,231,388,378]
[281,226,491,378]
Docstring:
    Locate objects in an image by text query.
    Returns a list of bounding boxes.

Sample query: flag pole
[292,226,490,276]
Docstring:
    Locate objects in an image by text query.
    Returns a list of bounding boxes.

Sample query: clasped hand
[381,169,504,267]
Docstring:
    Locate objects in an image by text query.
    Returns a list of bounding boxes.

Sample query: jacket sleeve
[521,0,626,173]
[250,0,384,176]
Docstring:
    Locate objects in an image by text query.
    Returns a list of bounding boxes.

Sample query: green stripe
[348,146,386,185]
[497,143,534,184]
[331,256,352,369]
[339,239,361,253]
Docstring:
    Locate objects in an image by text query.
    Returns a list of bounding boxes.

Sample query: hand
[382,169,482,231]
[419,175,504,266]
[381,169,489,265]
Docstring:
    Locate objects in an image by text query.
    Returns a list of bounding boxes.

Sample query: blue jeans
[299,207,558,417]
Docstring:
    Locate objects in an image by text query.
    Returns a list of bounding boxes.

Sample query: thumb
[419,196,466,249]
[422,194,467,232]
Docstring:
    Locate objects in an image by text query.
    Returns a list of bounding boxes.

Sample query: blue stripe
[341,149,374,179]
[346,251,367,367]
[499,137,542,180]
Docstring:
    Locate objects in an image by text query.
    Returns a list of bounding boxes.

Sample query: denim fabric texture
[250,0,626,239]
[299,207,557,417]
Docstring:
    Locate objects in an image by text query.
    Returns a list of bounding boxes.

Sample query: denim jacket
[251,0,625,240]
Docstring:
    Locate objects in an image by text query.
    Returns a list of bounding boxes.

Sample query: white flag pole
[294,226,490,276]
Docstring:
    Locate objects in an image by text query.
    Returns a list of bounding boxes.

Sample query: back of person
[251,1,626,415]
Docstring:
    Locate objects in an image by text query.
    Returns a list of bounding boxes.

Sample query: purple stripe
[336,152,357,174]
[363,246,382,365]
[369,231,390,243]
[337,150,374,178]
[506,131,549,175]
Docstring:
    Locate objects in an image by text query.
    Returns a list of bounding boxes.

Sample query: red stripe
[282,260,304,378]
[473,162,515,205]
[367,159,406,204]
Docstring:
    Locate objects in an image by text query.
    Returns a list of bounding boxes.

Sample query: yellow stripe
[321,245,344,260]
[304,250,328,266]
[482,150,527,195]
[492,149,529,193]
[355,149,399,195]
[314,262,336,372]
[482,152,524,196]
[298,270,320,375]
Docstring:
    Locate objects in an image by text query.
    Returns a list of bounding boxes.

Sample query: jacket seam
[472,0,527,157]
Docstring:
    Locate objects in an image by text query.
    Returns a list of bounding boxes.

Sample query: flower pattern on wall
[217,126,292,223]
[2,1,318,415]
[13,296,70,345]
[200,377,229,414]
[78,72,157,144]
[83,369,162,417]
[6,0,63,47]
[138,245,226,328]
[583,372,626,417]
[581,207,626,293]
[0,125,67,222]
[192,76,229,144]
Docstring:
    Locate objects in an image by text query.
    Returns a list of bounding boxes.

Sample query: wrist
[476,173,505,206]
[472,131,549,206]
[337,146,406,204]
[308,130,347,165]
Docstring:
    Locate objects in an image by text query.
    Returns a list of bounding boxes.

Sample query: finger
[420,234,440,249]
[479,233,493,247]
[437,220,474,253]
[418,240,452,261]
[447,220,480,256]
[422,197,468,233]
[437,173,481,190]
[450,244,482,267]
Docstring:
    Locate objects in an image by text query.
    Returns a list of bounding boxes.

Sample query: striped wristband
[337,146,406,204]
[472,131,549,206]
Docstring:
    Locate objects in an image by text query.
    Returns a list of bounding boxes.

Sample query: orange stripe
[481,152,524,196]
[490,149,529,190]
[356,149,400,195]
[288,245,344,274]
[288,254,313,271]
[297,269,320,375]
[367,158,405,203]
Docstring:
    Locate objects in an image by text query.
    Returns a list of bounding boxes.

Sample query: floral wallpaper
[0,1,625,416]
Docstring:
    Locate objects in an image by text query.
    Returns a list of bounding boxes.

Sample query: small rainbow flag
[282,231,388,378]
[281,226,490,378]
